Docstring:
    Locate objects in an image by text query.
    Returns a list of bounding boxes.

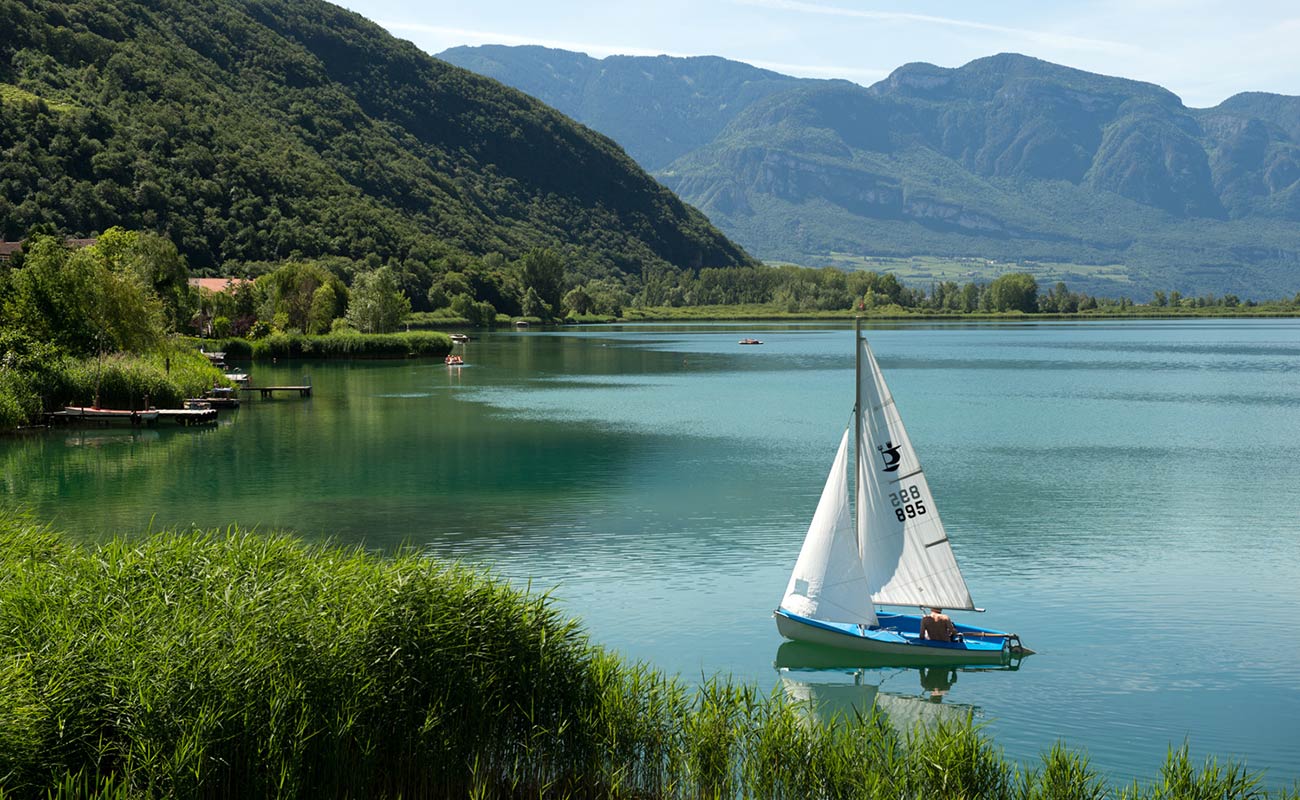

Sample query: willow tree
[345,267,411,333]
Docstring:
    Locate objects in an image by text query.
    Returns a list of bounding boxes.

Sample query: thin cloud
[380,21,883,83]
[734,0,1134,54]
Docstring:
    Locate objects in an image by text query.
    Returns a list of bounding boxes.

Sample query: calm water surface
[4,319,1300,788]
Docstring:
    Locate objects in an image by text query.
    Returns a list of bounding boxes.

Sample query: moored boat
[739,338,763,345]
[202,387,241,408]
[61,406,160,426]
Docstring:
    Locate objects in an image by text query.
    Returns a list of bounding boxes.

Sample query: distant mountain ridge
[439,47,1300,296]
[0,0,753,287]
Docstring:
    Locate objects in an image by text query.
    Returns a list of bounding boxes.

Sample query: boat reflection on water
[62,429,161,448]
[774,641,1027,734]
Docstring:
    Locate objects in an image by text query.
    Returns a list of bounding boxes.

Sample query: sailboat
[774,322,1031,663]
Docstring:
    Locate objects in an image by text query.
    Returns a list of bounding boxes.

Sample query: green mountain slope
[0,0,753,282]
[442,48,1300,297]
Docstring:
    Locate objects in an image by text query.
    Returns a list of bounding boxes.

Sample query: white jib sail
[781,429,879,626]
[856,340,975,610]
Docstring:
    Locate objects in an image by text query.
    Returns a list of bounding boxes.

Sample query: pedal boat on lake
[775,321,1031,664]
[445,354,465,366]
[739,337,763,345]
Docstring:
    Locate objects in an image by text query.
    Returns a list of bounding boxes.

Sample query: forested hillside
[0,0,754,296]
[442,48,1300,297]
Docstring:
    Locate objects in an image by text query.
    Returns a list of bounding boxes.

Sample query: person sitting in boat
[920,607,960,642]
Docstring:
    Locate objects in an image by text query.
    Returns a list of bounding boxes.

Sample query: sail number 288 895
[889,485,927,523]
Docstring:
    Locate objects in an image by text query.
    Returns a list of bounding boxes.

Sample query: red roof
[189,277,250,293]
[0,237,98,260]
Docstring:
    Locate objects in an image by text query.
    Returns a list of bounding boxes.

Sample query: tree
[345,267,411,333]
[518,249,564,317]
[563,286,594,316]
[986,273,1039,313]
[1,235,166,355]
[521,287,549,318]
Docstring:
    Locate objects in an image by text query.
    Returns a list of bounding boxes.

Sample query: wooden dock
[240,384,312,399]
[156,408,219,426]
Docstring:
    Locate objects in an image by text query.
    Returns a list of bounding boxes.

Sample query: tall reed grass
[0,346,227,428]
[0,513,1291,799]
[210,332,451,360]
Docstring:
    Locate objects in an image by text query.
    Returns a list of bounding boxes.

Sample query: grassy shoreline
[616,304,1300,322]
[0,513,1289,799]
[204,331,453,361]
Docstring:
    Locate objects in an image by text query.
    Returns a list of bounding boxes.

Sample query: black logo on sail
[877,441,902,472]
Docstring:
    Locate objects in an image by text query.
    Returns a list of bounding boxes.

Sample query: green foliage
[1,234,165,355]
[0,515,1290,798]
[254,262,348,334]
[215,331,450,360]
[0,341,227,426]
[987,273,1039,313]
[0,0,753,286]
[519,248,565,317]
[344,266,410,334]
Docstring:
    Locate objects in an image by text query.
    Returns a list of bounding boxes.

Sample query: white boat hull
[61,407,160,426]
[774,609,1017,664]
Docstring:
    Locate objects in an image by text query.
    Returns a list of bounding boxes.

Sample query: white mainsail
[856,339,975,610]
[781,430,879,626]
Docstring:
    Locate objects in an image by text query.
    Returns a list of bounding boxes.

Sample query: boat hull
[60,407,160,426]
[774,608,1017,664]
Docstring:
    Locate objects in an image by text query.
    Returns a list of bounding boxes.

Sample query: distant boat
[515,320,530,329]
[739,338,764,345]
[61,406,159,426]
[224,370,250,384]
[450,333,470,344]
[774,321,1031,663]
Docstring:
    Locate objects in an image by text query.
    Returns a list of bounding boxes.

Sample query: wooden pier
[156,408,219,426]
[240,384,312,399]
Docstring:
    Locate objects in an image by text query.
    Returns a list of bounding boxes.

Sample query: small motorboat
[450,333,470,344]
[224,370,250,384]
[739,338,764,345]
[202,387,241,408]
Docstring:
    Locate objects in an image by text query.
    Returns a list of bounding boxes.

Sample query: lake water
[4,319,1300,789]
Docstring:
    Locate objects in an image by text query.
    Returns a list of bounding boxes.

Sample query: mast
[853,317,862,539]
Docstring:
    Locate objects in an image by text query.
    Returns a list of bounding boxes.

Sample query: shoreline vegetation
[200,331,452,361]
[0,513,1291,799]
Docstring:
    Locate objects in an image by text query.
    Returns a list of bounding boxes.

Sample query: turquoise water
[4,319,1300,788]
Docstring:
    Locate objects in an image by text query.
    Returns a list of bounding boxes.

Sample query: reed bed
[0,513,1291,799]
[0,347,227,428]
[210,332,451,360]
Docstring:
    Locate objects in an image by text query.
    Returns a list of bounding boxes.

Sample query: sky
[337,0,1299,108]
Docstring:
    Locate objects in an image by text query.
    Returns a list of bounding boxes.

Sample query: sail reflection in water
[774,642,1029,736]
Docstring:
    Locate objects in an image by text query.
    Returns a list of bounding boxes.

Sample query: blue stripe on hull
[774,608,1012,664]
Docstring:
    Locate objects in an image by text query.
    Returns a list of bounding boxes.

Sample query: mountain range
[440,46,1300,297]
[0,0,752,296]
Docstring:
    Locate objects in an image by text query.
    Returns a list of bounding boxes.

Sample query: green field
[810,254,1135,289]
